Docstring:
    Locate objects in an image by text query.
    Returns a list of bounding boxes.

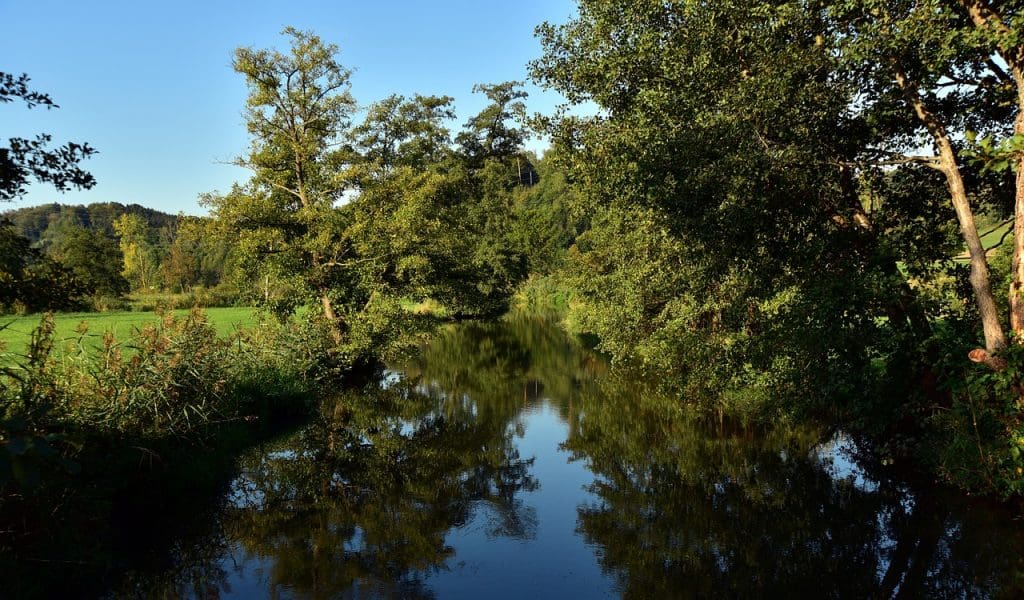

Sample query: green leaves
[0,72,96,202]
[220,29,530,360]
[963,131,1024,173]
[531,0,885,415]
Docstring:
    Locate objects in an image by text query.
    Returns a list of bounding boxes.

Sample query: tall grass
[0,309,332,496]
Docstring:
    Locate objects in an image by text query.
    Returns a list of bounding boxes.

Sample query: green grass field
[979,220,1012,250]
[0,307,259,359]
[953,216,1012,262]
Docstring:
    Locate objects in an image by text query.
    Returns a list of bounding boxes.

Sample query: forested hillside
[2,202,177,243]
[1,201,236,312]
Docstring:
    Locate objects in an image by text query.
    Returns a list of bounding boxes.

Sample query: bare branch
[985,57,1012,83]
[834,155,942,169]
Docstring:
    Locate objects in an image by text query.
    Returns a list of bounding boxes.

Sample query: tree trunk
[960,1,1024,341]
[1012,110,1024,336]
[938,145,1007,355]
[320,291,343,345]
[894,67,1008,364]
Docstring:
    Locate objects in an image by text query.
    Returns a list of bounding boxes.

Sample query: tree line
[1,203,235,312]
[200,27,584,360]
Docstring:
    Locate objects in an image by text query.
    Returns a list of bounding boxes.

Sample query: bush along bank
[0,309,342,597]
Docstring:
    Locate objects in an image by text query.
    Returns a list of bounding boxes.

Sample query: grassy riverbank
[1,309,336,573]
[0,307,258,358]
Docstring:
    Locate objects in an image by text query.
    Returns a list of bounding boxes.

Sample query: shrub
[921,333,1024,497]
[512,274,573,315]
[57,310,234,439]
[90,294,130,312]
[0,315,80,494]
[226,314,335,412]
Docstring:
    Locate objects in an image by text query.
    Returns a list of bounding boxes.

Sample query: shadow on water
[50,314,1024,597]
[0,412,312,600]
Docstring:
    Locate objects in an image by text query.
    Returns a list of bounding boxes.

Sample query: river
[108,314,1024,598]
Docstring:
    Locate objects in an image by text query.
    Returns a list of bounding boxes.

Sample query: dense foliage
[5,2,1024,556]
[3,201,177,243]
[528,0,1024,495]
[207,29,531,364]
[0,202,240,313]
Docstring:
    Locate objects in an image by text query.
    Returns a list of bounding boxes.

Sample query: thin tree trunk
[894,67,1008,365]
[1000,48,1024,340]
[320,292,337,322]
[960,0,1024,341]
[320,291,343,345]
[298,176,344,345]
[1012,112,1024,335]
[938,145,1006,354]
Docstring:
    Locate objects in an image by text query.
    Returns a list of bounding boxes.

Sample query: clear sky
[0,0,579,215]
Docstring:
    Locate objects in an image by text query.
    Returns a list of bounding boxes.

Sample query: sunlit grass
[0,307,259,358]
[953,216,1012,262]
[399,297,447,316]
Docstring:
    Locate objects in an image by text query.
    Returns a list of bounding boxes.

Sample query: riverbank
[98,315,1024,597]
[0,309,339,597]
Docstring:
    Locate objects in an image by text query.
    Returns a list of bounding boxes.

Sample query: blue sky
[0,0,579,215]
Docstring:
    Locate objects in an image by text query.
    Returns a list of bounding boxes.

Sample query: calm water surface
[114,315,1024,598]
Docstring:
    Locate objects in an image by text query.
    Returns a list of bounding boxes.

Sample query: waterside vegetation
[7,2,1024,593]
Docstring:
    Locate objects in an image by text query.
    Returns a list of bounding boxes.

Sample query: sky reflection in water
[119,315,1024,599]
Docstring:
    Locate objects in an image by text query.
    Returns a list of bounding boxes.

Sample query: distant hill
[1,202,179,243]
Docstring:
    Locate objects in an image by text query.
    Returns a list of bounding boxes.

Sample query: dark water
[113,315,1024,598]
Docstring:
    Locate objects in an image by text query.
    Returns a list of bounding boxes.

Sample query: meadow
[0,307,259,358]
[952,215,1012,262]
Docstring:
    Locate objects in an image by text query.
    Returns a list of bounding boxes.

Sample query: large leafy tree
[48,225,128,298]
[350,93,456,177]
[113,213,162,292]
[511,149,584,275]
[529,0,1024,492]
[531,0,903,414]
[344,89,527,321]
[160,216,231,292]
[0,219,83,312]
[0,73,99,311]
[962,0,1024,348]
[214,30,528,360]
[456,82,529,168]
[225,27,357,334]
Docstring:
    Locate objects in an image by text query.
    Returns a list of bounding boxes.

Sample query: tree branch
[321,255,385,268]
[834,155,942,169]
[985,57,1012,84]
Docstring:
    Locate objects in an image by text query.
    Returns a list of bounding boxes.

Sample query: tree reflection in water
[564,372,1024,599]
[108,314,1024,598]
[218,378,541,598]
